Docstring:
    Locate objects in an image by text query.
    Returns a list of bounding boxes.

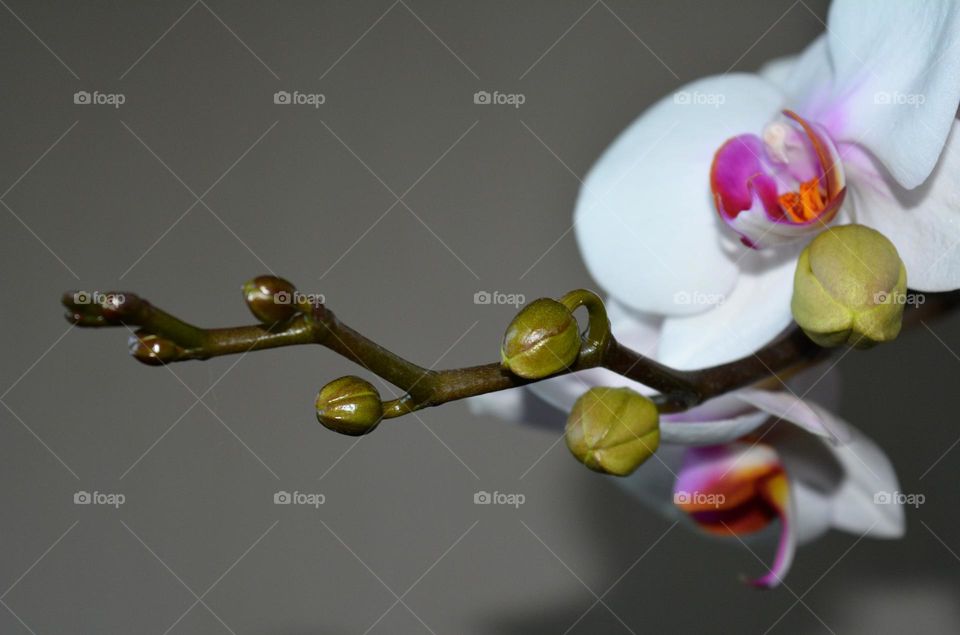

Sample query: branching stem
[62,284,958,421]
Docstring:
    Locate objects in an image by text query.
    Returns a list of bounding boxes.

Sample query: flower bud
[791,225,907,348]
[243,275,299,324]
[128,330,182,365]
[62,290,141,326]
[564,387,660,476]
[315,376,383,436]
[501,298,580,379]
[98,291,142,323]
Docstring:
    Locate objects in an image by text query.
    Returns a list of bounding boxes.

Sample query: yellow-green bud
[564,387,660,476]
[315,376,383,436]
[791,225,907,349]
[501,298,580,379]
[243,275,299,324]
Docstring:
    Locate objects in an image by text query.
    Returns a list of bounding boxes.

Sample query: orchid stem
[62,284,959,420]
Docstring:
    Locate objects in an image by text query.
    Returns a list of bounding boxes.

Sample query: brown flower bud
[128,331,182,365]
[243,275,299,324]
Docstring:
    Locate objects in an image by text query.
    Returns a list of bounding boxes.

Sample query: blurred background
[2,1,959,633]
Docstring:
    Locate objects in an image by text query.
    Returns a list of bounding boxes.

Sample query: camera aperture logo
[673,490,725,508]
[74,490,125,508]
[874,91,925,108]
[72,291,126,306]
[273,290,325,307]
[473,290,525,308]
[673,90,725,108]
[874,490,925,508]
[273,90,326,108]
[274,490,325,508]
[673,290,726,307]
[473,90,526,109]
[74,90,126,108]
[473,490,525,509]
[874,291,925,307]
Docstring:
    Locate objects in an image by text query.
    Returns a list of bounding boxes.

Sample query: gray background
[2,1,959,633]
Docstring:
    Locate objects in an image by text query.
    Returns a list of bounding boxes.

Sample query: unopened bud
[501,298,580,379]
[315,376,383,436]
[565,387,660,476]
[62,290,140,326]
[128,330,182,365]
[243,275,299,324]
[792,225,907,348]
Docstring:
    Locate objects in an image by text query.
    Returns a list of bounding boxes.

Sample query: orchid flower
[469,298,905,586]
[574,0,960,370]
[667,427,904,588]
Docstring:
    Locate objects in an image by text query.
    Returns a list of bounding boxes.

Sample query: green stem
[62,285,960,421]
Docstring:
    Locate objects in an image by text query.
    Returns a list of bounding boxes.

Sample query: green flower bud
[128,330,182,365]
[315,376,383,436]
[242,275,299,324]
[792,225,907,349]
[564,387,660,476]
[501,298,580,379]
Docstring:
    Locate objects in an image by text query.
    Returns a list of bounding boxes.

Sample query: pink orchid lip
[710,110,847,249]
[673,444,793,588]
[674,447,783,534]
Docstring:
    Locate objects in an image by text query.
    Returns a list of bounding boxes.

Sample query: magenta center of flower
[710,110,846,249]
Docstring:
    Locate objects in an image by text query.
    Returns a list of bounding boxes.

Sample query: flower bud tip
[243,275,300,324]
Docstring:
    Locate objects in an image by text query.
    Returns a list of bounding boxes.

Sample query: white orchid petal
[575,74,783,317]
[757,51,801,91]
[775,420,905,539]
[846,120,960,292]
[791,480,832,545]
[772,35,829,103]
[757,36,831,95]
[656,243,799,370]
[660,409,769,446]
[735,389,852,442]
[604,298,664,355]
[785,1,960,189]
[825,426,906,538]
